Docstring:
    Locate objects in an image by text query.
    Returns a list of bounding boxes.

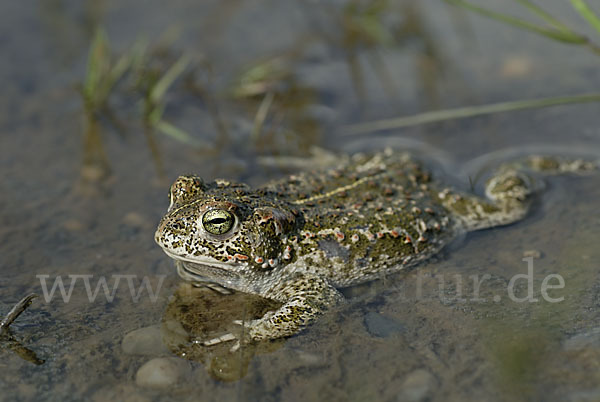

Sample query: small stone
[63,219,84,231]
[398,369,437,402]
[564,389,600,402]
[122,325,169,356]
[523,249,542,259]
[500,55,533,78]
[564,327,600,351]
[292,349,326,366]
[123,212,146,228]
[364,312,405,338]
[91,384,151,402]
[135,357,191,389]
[81,165,106,182]
[36,336,58,346]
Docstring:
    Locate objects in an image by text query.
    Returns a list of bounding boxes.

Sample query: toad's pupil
[202,210,234,235]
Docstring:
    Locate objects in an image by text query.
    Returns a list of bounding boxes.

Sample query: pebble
[63,219,84,232]
[564,327,600,351]
[500,55,533,78]
[523,249,542,259]
[397,369,437,402]
[123,212,146,228]
[81,165,106,182]
[564,389,600,402]
[364,312,406,338]
[135,357,191,389]
[290,348,326,367]
[91,384,151,402]
[122,325,169,356]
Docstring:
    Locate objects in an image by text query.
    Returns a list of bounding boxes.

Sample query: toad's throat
[172,258,242,291]
[161,249,239,276]
[176,259,239,279]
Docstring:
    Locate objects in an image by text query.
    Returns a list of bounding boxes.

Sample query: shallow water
[1,0,600,401]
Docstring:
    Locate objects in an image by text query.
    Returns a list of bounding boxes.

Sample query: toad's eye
[202,209,235,235]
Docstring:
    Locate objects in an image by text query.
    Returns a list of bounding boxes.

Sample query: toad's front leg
[202,273,343,348]
[245,273,344,341]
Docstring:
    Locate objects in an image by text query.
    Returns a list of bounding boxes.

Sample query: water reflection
[0,294,44,365]
[161,283,283,381]
[0,330,45,366]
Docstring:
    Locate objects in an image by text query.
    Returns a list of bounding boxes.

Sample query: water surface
[1,0,600,401]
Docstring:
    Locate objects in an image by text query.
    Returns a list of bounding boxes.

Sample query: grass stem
[343,93,600,135]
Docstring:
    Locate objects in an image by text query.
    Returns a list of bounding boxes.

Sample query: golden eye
[202,209,235,235]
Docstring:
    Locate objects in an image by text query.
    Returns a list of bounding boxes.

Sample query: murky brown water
[1,0,600,401]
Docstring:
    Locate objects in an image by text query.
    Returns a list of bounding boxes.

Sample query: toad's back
[261,150,457,287]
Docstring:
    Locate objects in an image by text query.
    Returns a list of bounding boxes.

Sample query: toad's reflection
[161,283,284,381]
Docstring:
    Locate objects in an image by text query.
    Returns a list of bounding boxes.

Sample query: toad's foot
[200,273,343,348]
[444,155,598,231]
[198,332,241,352]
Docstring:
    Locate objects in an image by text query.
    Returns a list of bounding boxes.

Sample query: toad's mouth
[161,249,241,285]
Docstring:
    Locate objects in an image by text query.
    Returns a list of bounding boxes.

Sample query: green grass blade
[251,91,275,141]
[84,28,110,101]
[148,103,164,125]
[129,38,149,73]
[150,54,190,104]
[446,0,587,44]
[155,120,200,145]
[342,93,600,135]
[513,0,572,33]
[106,52,132,93]
[571,0,600,34]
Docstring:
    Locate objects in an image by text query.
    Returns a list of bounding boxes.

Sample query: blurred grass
[445,0,600,54]
[79,2,600,161]
[571,0,600,34]
[344,93,600,135]
[81,28,131,115]
[345,0,600,135]
[80,28,196,145]
[78,28,199,186]
[140,54,199,145]
[230,57,290,99]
